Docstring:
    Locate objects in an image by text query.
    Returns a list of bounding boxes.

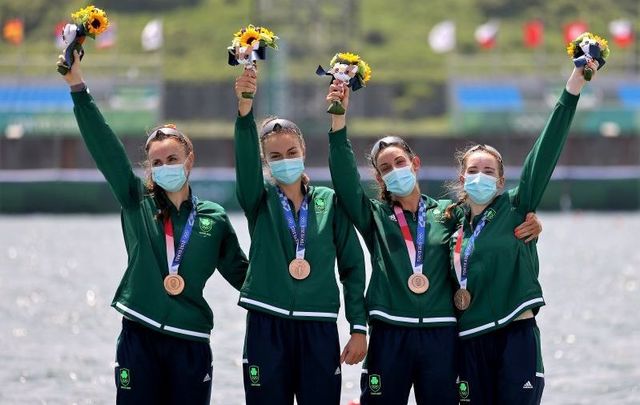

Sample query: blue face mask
[464,172,498,204]
[152,163,187,192]
[268,157,305,185]
[382,166,417,197]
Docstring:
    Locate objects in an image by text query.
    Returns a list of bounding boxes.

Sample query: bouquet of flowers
[227,25,279,98]
[57,5,109,75]
[566,32,609,81]
[316,52,372,115]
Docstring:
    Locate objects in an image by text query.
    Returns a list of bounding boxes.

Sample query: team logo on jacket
[485,208,496,222]
[458,380,470,401]
[249,365,260,386]
[198,217,213,236]
[314,197,327,213]
[119,368,131,389]
[369,374,381,394]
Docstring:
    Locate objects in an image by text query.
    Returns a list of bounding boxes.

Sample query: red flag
[609,19,633,48]
[475,21,499,49]
[3,19,24,45]
[564,21,588,44]
[524,20,543,48]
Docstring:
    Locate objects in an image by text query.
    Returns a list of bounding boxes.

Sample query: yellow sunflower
[566,42,576,58]
[593,35,610,58]
[359,60,372,84]
[331,52,361,66]
[86,7,109,36]
[239,26,261,47]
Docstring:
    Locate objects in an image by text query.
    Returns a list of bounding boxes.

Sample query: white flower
[62,24,78,45]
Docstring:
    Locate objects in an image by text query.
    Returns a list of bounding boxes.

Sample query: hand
[340,333,367,365]
[514,212,542,243]
[326,79,350,113]
[327,80,350,131]
[566,59,599,95]
[235,68,257,116]
[57,50,84,86]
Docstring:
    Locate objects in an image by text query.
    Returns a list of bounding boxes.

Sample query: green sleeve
[71,89,142,208]
[328,127,376,238]
[514,89,579,214]
[333,195,368,335]
[215,213,249,291]
[234,110,266,221]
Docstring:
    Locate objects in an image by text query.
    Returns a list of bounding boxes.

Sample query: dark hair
[259,116,309,185]
[444,143,504,220]
[366,136,417,205]
[142,124,194,222]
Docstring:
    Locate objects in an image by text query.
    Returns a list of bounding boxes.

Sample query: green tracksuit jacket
[72,88,248,342]
[234,111,367,334]
[452,89,579,339]
[328,127,461,327]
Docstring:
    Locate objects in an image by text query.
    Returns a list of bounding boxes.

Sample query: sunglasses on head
[259,118,302,140]
[466,144,503,163]
[145,125,186,149]
[370,136,415,167]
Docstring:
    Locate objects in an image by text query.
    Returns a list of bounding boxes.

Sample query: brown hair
[142,124,194,222]
[259,116,309,185]
[366,136,417,205]
[444,144,504,220]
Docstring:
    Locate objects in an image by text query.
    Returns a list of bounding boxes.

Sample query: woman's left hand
[340,333,367,365]
[514,212,542,243]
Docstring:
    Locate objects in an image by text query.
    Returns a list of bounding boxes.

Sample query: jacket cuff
[559,89,579,109]
[328,126,348,144]
[70,88,91,104]
[350,323,367,335]
[236,109,255,129]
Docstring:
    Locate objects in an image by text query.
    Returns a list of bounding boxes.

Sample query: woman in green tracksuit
[445,62,599,405]
[57,51,249,405]
[234,69,367,405]
[325,81,541,404]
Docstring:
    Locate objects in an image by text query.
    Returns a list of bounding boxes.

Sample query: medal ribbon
[453,210,490,289]
[164,196,198,275]
[393,198,427,274]
[276,188,309,260]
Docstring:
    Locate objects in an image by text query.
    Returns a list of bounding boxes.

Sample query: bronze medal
[289,259,311,280]
[408,273,429,294]
[454,288,472,311]
[164,274,185,295]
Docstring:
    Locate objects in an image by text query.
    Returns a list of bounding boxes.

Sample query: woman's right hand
[235,68,257,116]
[327,79,349,132]
[57,50,84,87]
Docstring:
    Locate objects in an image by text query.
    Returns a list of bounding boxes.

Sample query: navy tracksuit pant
[458,318,545,405]
[360,321,458,405]
[242,310,342,405]
[114,318,213,405]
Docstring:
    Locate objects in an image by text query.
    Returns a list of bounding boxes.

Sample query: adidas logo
[203,373,211,382]
[334,367,341,375]
[523,381,533,389]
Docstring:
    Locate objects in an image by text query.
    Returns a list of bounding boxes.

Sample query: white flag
[475,20,499,49]
[141,19,163,52]
[429,21,455,53]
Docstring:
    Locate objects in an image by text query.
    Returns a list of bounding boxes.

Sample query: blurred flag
[563,21,588,44]
[97,22,116,49]
[141,19,163,51]
[54,21,66,49]
[523,20,543,48]
[428,20,456,53]
[3,18,24,45]
[475,20,499,49]
[609,19,633,47]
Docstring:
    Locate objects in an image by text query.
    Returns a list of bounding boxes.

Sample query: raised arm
[58,51,141,208]
[327,82,376,238]
[514,63,595,214]
[215,212,250,291]
[234,69,266,221]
